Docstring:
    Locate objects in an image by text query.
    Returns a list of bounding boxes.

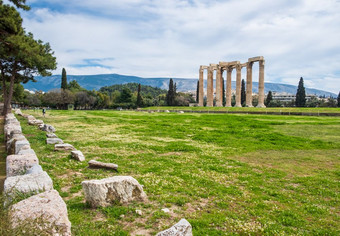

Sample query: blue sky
[7,0,340,93]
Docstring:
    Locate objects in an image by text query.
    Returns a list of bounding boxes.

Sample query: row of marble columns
[198,56,266,108]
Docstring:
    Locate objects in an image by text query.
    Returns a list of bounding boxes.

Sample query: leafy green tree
[68,80,85,92]
[0,2,56,114]
[61,68,67,90]
[266,91,273,106]
[241,79,246,106]
[295,77,306,107]
[119,88,132,103]
[337,92,340,107]
[8,0,30,10]
[136,83,143,107]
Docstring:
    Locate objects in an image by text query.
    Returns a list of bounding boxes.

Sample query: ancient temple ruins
[198,56,265,107]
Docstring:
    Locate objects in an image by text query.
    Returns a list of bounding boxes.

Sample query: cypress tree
[337,91,340,107]
[266,91,273,106]
[196,80,199,103]
[174,82,177,94]
[136,83,143,107]
[295,77,306,107]
[241,79,246,106]
[166,79,175,106]
[61,68,67,90]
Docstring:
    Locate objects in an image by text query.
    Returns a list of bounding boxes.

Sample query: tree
[241,79,246,106]
[166,79,175,106]
[136,83,143,107]
[0,2,56,115]
[337,92,340,107]
[8,0,30,10]
[119,88,132,103]
[295,77,306,107]
[266,91,273,106]
[196,80,199,103]
[61,68,67,90]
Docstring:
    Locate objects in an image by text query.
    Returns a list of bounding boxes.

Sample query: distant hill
[24,73,336,97]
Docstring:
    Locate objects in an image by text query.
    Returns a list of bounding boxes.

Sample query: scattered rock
[6,154,39,177]
[178,111,184,114]
[41,124,56,133]
[156,219,193,236]
[46,133,58,138]
[6,134,27,154]
[71,150,85,161]
[82,176,147,207]
[28,119,44,126]
[26,115,36,121]
[88,160,118,170]
[161,208,170,213]
[46,138,64,145]
[4,171,53,204]
[26,164,43,174]
[10,190,71,236]
[165,110,170,113]
[15,109,23,115]
[135,210,143,216]
[54,143,76,151]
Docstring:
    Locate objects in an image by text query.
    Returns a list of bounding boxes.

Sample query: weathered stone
[28,119,44,126]
[82,176,147,207]
[6,134,27,154]
[26,164,43,174]
[26,115,36,121]
[88,160,117,170]
[161,208,170,213]
[41,124,56,133]
[6,154,39,177]
[71,150,85,162]
[46,133,58,138]
[4,124,22,141]
[38,124,45,129]
[54,143,76,151]
[18,148,36,156]
[4,171,53,204]
[156,219,193,236]
[178,111,184,114]
[165,110,170,113]
[14,109,22,116]
[15,140,30,154]
[46,138,64,145]
[10,190,71,236]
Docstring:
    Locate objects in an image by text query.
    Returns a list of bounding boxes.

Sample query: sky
[7,0,340,93]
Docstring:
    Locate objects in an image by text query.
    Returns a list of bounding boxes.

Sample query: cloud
[16,0,340,93]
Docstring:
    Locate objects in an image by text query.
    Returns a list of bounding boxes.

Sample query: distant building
[271,92,314,102]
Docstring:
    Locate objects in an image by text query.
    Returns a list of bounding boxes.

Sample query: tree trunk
[1,67,8,116]
[3,74,15,115]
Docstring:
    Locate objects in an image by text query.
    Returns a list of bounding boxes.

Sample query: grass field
[16,109,340,235]
[145,106,340,114]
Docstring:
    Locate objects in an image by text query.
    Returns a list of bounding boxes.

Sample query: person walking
[42,108,46,117]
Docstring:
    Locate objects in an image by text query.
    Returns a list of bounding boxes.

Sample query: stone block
[6,134,27,154]
[46,138,64,145]
[18,148,36,156]
[156,219,193,236]
[4,171,53,204]
[54,143,75,151]
[15,140,30,154]
[71,150,85,161]
[6,154,39,177]
[82,176,147,208]
[46,133,58,138]
[28,119,44,126]
[41,124,56,133]
[15,109,22,115]
[26,164,43,174]
[10,190,71,236]
[26,115,35,121]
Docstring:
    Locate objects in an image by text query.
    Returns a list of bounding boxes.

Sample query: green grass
[145,106,340,113]
[17,109,340,235]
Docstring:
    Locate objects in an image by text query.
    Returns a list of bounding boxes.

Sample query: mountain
[24,73,336,97]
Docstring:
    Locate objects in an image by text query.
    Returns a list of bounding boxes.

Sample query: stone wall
[3,109,71,235]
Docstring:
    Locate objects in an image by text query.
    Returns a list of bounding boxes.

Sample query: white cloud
[16,0,340,93]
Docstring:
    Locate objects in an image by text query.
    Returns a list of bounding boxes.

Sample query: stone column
[235,64,242,107]
[226,67,232,107]
[257,60,266,107]
[207,67,214,107]
[198,67,204,106]
[216,67,222,107]
[246,62,253,107]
